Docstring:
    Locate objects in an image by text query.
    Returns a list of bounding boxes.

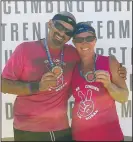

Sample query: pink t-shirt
[71,55,123,141]
[2,40,80,132]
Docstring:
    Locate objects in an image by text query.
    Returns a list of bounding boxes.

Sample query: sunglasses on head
[53,21,74,37]
[73,35,96,43]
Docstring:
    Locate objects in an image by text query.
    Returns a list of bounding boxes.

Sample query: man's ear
[72,39,75,46]
[95,37,97,42]
[48,20,52,29]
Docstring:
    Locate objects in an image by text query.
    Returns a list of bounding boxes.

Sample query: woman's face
[73,32,96,58]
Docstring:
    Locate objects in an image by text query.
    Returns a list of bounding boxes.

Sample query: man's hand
[39,72,57,91]
[118,63,127,80]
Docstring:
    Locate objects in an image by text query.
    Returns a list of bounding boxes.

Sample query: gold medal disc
[52,66,63,77]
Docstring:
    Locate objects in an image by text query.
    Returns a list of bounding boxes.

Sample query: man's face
[48,20,74,47]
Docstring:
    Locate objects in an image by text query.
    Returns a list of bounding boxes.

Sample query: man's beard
[51,32,65,47]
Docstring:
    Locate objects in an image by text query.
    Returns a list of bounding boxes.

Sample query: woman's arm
[95,56,129,103]
[106,56,129,103]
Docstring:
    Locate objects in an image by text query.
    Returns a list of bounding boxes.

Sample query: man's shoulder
[16,40,41,53]
[18,40,39,48]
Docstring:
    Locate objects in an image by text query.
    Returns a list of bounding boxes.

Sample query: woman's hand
[95,70,111,89]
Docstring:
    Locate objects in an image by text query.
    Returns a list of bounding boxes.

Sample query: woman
[71,22,129,141]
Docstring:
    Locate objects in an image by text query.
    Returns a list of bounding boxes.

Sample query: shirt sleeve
[2,43,25,80]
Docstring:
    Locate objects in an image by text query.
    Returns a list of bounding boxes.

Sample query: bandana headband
[74,23,96,35]
[52,14,76,28]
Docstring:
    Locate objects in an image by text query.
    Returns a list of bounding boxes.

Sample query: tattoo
[1,77,31,95]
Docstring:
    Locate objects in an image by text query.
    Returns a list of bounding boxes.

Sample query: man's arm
[1,77,39,95]
[1,42,39,95]
[1,73,57,96]
[118,63,127,80]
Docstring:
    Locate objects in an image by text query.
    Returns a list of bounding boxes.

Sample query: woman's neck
[81,53,96,68]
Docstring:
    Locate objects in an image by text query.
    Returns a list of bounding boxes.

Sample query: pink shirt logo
[44,59,67,92]
[76,86,99,120]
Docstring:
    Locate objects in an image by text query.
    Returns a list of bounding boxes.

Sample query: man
[1,12,127,141]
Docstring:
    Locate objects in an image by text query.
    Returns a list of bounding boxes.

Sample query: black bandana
[75,23,96,35]
[52,14,76,28]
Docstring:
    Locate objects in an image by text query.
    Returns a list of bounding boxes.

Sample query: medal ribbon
[79,54,98,78]
[43,39,64,69]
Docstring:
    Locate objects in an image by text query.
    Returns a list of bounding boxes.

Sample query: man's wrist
[28,82,40,94]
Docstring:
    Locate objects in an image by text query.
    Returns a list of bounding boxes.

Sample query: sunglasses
[73,36,96,43]
[53,21,74,37]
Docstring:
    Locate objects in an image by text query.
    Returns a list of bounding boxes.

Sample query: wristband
[28,82,39,93]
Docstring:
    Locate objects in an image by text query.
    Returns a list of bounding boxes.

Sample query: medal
[43,39,64,78]
[52,66,63,77]
[79,54,97,83]
[84,71,96,82]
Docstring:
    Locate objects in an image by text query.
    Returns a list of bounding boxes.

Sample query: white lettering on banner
[1,0,132,138]
[1,20,131,41]
[2,1,84,14]
[121,100,132,118]
[2,1,131,14]
[3,47,132,68]
[94,1,131,12]
[5,103,13,120]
